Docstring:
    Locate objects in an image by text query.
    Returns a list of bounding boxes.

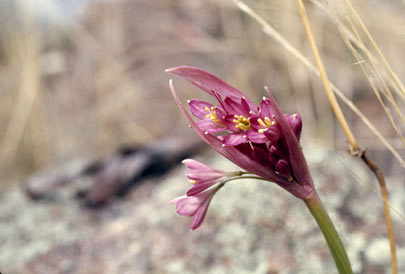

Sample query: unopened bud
[275,159,292,180]
[286,114,302,140]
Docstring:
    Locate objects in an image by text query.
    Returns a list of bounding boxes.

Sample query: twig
[356,150,398,274]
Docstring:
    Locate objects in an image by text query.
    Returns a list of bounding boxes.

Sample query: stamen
[232,115,251,131]
[258,116,274,133]
[205,106,223,125]
[189,180,198,185]
[258,118,267,128]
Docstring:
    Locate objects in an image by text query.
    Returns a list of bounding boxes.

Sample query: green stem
[304,191,353,274]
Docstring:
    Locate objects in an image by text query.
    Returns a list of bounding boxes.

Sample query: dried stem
[357,150,398,274]
[295,1,397,273]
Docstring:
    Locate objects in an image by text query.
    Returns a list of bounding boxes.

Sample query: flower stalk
[304,191,353,274]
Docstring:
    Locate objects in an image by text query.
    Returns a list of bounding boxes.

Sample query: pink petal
[182,159,225,181]
[246,130,268,143]
[264,124,282,142]
[195,120,225,133]
[250,117,262,130]
[182,159,210,170]
[189,197,212,230]
[189,100,213,119]
[186,180,218,196]
[260,98,273,118]
[175,196,201,216]
[166,66,257,110]
[224,97,244,115]
[169,195,187,205]
[222,133,247,146]
[240,97,252,115]
[222,114,239,131]
[275,159,292,178]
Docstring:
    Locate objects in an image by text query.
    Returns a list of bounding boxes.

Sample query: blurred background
[0,0,405,273]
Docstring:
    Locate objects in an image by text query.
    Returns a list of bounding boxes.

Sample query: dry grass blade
[338,155,405,220]
[321,0,405,148]
[344,0,405,97]
[0,3,40,174]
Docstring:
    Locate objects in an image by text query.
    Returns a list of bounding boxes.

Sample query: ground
[0,146,404,274]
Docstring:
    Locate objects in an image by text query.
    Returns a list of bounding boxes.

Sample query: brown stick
[356,150,398,274]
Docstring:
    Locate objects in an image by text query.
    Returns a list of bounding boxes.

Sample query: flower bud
[285,113,302,140]
[275,159,292,181]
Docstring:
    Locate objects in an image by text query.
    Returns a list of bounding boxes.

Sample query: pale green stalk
[304,191,353,274]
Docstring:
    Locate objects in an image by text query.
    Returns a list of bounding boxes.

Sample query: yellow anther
[257,118,267,128]
[205,106,223,125]
[189,180,198,185]
[233,115,251,131]
[257,116,274,133]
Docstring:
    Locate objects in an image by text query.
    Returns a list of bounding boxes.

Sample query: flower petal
[224,97,244,115]
[189,197,212,230]
[189,100,213,119]
[264,124,282,142]
[275,159,292,179]
[166,66,257,110]
[222,133,246,146]
[186,180,218,196]
[246,130,268,143]
[195,120,225,133]
[175,196,200,215]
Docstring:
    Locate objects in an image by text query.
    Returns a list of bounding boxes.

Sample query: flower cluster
[167,66,314,229]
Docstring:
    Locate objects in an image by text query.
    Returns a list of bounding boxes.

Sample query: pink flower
[170,186,220,230]
[167,66,314,199]
[182,159,229,196]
